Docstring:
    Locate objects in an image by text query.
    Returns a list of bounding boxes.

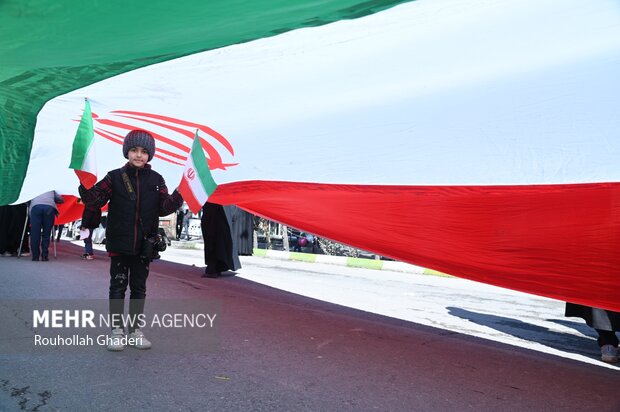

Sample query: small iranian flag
[178,130,218,213]
[68,98,97,188]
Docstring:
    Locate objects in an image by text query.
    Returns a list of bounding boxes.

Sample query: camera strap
[121,172,136,201]
[121,171,149,238]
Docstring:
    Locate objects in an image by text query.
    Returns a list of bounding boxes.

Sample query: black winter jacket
[79,163,183,255]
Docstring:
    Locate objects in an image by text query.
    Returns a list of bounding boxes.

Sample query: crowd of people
[1,129,617,361]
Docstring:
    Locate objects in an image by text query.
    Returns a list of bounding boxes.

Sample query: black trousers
[596,329,619,347]
[109,255,149,332]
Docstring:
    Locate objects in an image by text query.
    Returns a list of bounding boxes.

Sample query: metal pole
[52,226,57,258]
[17,206,29,258]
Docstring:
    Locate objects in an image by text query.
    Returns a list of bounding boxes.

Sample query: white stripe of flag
[178,130,218,213]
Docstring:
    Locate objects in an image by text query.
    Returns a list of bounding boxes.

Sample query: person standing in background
[0,203,29,257]
[80,204,102,260]
[228,205,254,256]
[53,224,64,242]
[200,202,241,278]
[182,209,192,240]
[29,190,64,261]
[565,303,620,363]
[176,207,185,240]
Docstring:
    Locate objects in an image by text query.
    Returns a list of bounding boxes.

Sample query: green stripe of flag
[191,131,218,195]
[69,99,94,170]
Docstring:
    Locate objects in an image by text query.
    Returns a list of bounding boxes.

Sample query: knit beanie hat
[122,130,155,162]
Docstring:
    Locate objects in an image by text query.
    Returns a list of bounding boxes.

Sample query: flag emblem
[186,168,196,181]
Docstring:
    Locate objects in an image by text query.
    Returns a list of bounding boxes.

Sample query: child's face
[127,146,149,168]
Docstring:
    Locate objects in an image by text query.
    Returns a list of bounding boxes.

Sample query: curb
[171,241,444,276]
[84,240,444,276]
[252,248,438,275]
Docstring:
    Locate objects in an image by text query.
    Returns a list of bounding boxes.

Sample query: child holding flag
[79,130,183,351]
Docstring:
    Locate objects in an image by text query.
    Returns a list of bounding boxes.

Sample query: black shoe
[42,256,49,261]
[32,257,39,261]
[203,269,220,278]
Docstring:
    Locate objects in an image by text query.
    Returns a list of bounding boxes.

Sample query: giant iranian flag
[5,0,620,311]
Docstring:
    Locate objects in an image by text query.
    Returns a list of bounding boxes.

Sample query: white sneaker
[106,328,125,351]
[600,344,618,363]
[127,329,152,350]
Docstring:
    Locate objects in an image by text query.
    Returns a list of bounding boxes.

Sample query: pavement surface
[0,239,618,411]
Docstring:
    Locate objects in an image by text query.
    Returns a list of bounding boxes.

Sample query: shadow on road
[446,306,612,365]
[547,318,599,336]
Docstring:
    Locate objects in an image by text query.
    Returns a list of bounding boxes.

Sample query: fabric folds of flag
[68,99,97,188]
[179,131,218,213]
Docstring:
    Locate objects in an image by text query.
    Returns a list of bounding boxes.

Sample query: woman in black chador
[565,303,620,363]
[200,202,241,278]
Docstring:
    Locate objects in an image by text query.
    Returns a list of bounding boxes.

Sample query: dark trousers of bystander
[30,205,55,261]
[596,329,619,347]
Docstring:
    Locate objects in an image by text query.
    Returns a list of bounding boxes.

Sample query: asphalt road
[0,240,618,411]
